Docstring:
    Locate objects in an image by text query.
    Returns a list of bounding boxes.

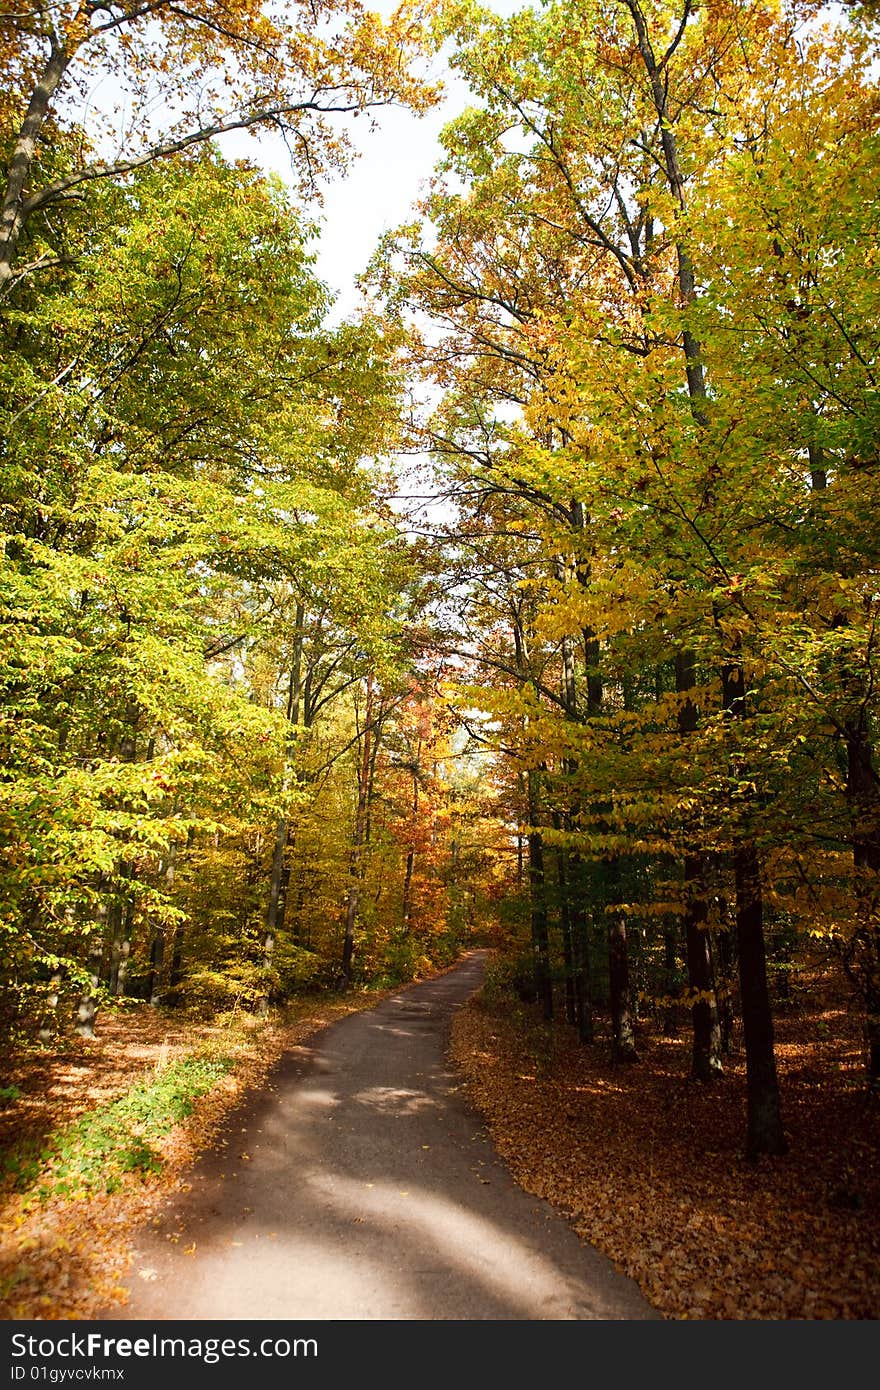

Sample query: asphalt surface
[109,951,658,1320]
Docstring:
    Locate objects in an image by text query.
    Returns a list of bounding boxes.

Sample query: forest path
[109,952,657,1320]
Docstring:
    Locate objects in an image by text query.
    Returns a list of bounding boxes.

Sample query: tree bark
[721,659,787,1152]
[554,839,577,1026]
[527,769,553,1020]
[0,34,72,294]
[715,902,736,1056]
[608,900,638,1063]
[342,670,375,984]
[75,935,104,1039]
[401,762,420,933]
[735,842,788,1155]
[845,715,880,1086]
[260,602,305,1011]
[570,869,595,1042]
[677,653,722,1079]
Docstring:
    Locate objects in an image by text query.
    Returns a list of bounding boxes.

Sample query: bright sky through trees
[224,0,527,317]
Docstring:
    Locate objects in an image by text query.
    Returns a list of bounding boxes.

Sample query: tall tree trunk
[147,841,177,1005]
[608,897,638,1063]
[677,653,722,1080]
[565,515,600,1042]
[721,660,787,1153]
[570,869,595,1043]
[169,922,186,994]
[75,935,104,1039]
[112,903,133,997]
[553,612,579,1028]
[401,753,421,932]
[735,843,788,1155]
[715,893,735,1056]
[683,853,722,1080]
[554,834,577,1026]
[516,772,526,885]
[260,602,305,1011]
[38,971,63,1044]
[630,4,723,1081]
[527,769,553,1020]
[342,670,375,984]
[845,715,880,1086]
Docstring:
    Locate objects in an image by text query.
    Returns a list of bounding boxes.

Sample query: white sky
[219,0,527,319]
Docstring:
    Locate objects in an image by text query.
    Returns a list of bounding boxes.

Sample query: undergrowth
[0,1055,232,1205]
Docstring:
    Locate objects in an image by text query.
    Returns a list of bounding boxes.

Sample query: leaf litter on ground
[449,973,880,1320]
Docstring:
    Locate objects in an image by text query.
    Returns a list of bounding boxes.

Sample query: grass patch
[1,1055,232,1204]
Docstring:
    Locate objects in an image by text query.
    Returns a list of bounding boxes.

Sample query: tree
[0,0,438,294]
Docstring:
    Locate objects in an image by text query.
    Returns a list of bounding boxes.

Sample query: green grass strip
[1,1055,232,1203]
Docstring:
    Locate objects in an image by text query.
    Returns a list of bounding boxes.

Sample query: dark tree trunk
[570,876,595,1043]
[527,770,553,1021]
[845,717,880,1086]
[608,907,638,1063]
[169,922,186,993]
[721,660,786,1152]
[146,843,176,1005]
[146,928,165,1006]
[677,653,722,1080]
[715,895,736,1056]
[401,764,420,934]
[684,853,722,1080]
[555,843,577,1026]
[735,843,788,1156]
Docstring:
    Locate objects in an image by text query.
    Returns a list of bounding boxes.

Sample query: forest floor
[0,989,395,1319]
[2,956,878,1321]
[449,961,880,1320]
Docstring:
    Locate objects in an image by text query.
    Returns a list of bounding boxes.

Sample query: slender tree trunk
[147,929,165,1006]
[564,522,599,1042]
[715,895,735,1056]
[147,841,177,1005]
[260,603,304,1011]
[516,773,525,885]
[608,901,638,1063]
[721,660,786,1153]
[569,863,595,1042]
[845,716,880,1086]
[735,843,788,1155]
[527,769,553,1020]
[169,922,186,993]
[342,670,375,984]
[75,935,104,1039]
[401,764,419,934]
[38,971,63,1044]
[0,36,72,293]
[684,854,722,1080]
[554,838,577,1026]
[554,619,578,1027]
[677,653,722,1080]
[113,903,133,996]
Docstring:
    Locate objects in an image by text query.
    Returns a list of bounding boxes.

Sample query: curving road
[110,952,657,1320]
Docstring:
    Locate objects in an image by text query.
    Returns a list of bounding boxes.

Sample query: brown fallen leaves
[0,994,389,1320]
[449,977,880,1320]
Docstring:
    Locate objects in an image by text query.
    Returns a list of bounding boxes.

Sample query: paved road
[110,952,657,1320]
